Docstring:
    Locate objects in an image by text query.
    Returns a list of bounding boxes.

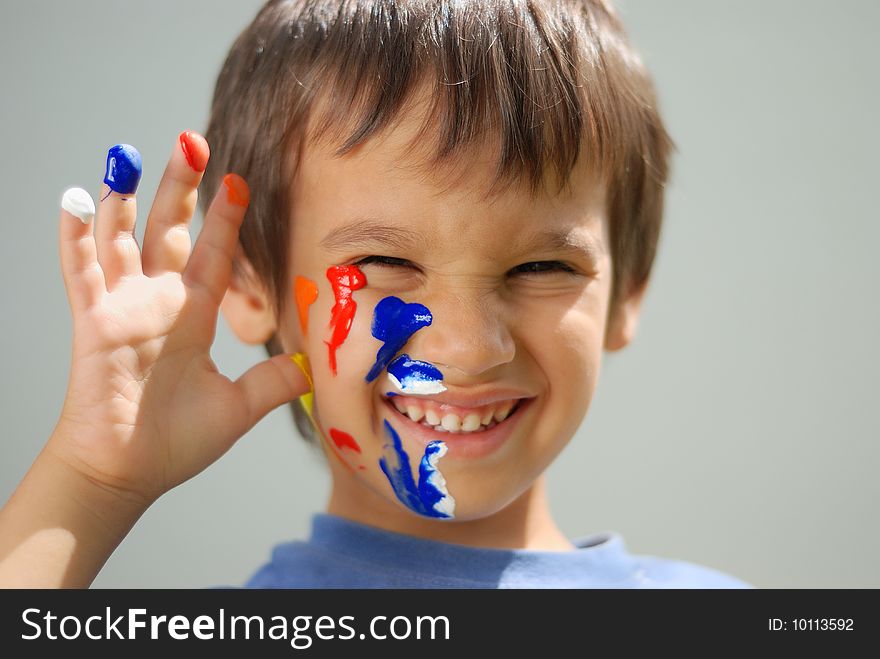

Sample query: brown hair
[200,0,675,443]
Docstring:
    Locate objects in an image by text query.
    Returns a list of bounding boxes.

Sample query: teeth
[461,413,482,432]
[424,409,441,426]
[406,405,425,423]
[440,414,461,432]
[387,396,523,434]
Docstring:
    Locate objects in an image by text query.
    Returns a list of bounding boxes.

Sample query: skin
[221,90,648,551]
[0,93,645,588]
[0,133,309,586]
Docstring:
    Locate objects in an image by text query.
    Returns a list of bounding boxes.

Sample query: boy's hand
[52,133,310,507]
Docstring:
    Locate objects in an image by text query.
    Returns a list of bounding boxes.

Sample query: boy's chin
[376,475,529,524]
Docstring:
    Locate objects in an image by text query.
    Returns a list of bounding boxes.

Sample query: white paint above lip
[387,371,447,395]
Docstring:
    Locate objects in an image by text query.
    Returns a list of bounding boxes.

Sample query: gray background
[1,0,877,588]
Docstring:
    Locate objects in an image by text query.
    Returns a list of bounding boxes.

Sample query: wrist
[0,431,153,588]
[40,440,155,531]
[45,419,159,515]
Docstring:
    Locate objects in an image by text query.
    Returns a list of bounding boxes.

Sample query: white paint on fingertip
[61,187,95,224]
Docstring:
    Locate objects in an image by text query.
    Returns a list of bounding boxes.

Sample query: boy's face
[229,93,642,527]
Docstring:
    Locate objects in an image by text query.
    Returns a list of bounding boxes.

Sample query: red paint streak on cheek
[329,428,363,454]
[294,276,319,336]
[324,265,367,376]
[312,420,357,474]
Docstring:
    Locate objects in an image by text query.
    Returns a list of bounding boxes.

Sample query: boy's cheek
[300,281,385,430]
[303,324,382,474]
[544,318,604,435]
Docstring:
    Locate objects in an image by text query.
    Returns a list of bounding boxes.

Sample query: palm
[54,135,308,504]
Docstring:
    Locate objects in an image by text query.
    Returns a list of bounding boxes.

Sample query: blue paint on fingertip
[103,144,142,195]
[365,296,433,382]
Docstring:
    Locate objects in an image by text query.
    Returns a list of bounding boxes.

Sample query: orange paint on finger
[223,173,250,207]
[294,276,319,336]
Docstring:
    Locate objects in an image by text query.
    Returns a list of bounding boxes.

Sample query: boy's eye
[508,261,578,276]
[351,256,578,277]
[352,255,413,269]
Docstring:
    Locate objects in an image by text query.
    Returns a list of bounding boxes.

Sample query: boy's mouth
[379,391,534,460]
[384,393,524,433]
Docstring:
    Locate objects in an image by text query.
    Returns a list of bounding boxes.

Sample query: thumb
[234,352,313,432]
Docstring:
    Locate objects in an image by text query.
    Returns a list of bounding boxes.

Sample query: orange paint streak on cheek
[294,276,319,336]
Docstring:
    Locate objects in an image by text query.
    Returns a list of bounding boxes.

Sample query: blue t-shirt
[243,513,752,588]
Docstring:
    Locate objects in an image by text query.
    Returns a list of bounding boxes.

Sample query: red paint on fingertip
[324,265,367,376]
[179,131,209,172]
[329,428,363,454]
[223,173,250,207]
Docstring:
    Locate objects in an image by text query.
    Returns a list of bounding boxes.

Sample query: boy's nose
[408,292,516,378]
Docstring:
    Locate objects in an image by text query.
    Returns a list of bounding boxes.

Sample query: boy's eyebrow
[522,229,605,263]
[320,218,424,253]
[320,216,604,262]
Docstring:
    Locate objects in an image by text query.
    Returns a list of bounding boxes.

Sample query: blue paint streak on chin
[365,296,433,383]
[387,354,444,392]
[418,442,453,516]
[378,419,452,519]
[103,144,142,195]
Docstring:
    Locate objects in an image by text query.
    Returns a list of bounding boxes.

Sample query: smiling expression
[276,90,616,525]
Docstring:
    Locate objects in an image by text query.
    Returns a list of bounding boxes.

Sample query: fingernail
[223,173,250,207]
[103,144,142,195]
[61,187,95,224]
[179,131,208,172]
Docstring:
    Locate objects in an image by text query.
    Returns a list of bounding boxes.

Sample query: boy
[0,0,750,588]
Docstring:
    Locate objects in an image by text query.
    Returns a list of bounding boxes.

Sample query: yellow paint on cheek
[291,351,360,474]
[291,352,315,418]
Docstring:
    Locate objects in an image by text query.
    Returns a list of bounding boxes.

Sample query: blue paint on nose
[103,144,142,195]
[365,296,433,382]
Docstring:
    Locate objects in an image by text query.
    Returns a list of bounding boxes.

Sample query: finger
[93,144,144,289]
[183,173,249,307]
[59,188,105,313]
[234,353,314,434]
[141,131,209,277]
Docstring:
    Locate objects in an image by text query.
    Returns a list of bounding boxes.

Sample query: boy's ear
[604,279,649,352]
[219,250,278,346]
